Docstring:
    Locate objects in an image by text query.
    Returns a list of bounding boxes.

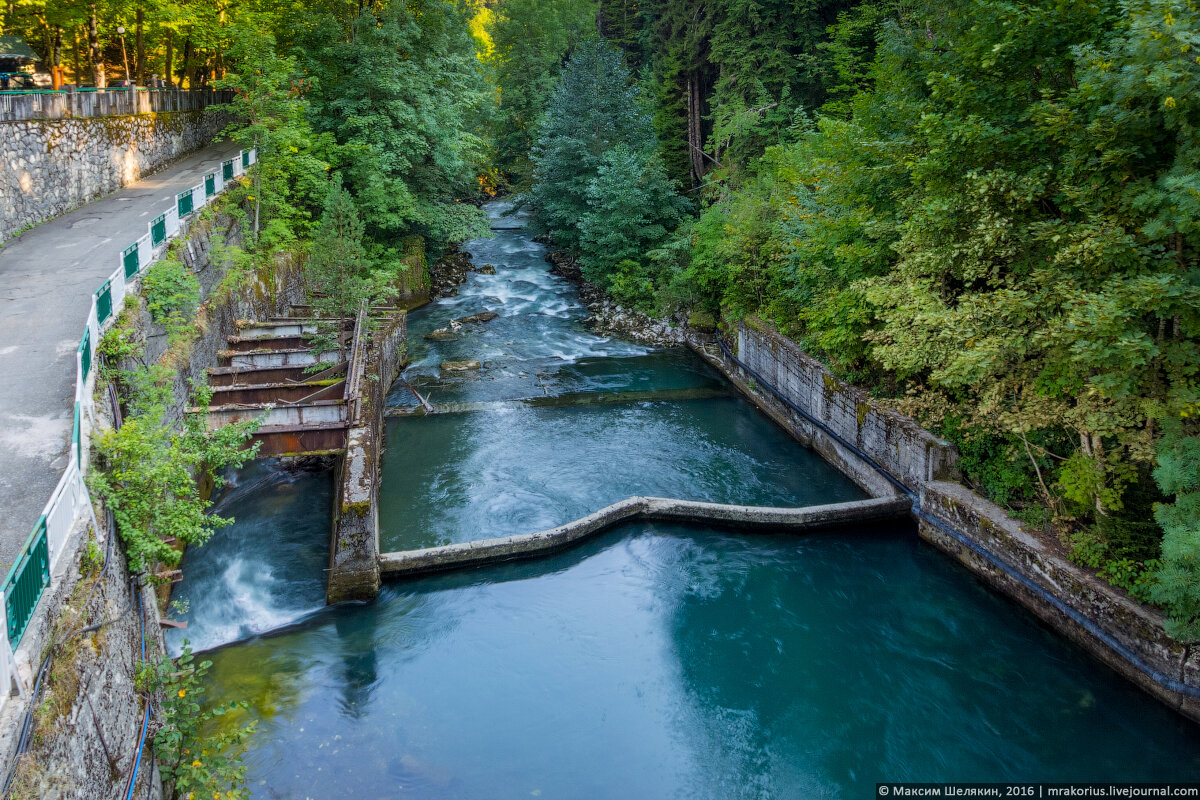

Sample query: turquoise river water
[170,202,1200,798]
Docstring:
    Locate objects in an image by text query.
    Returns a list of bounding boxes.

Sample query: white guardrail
[0,147,256,707]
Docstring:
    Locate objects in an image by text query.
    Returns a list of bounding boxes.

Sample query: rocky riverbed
[544,251,690,346]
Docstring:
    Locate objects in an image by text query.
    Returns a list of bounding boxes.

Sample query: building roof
[0,35,39,62]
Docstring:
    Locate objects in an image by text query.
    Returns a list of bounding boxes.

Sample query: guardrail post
[94,280,113,325]
[151,213,166,247]
[122,243,139,278]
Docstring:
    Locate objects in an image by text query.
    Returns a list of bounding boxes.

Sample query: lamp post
[117,26,130,85]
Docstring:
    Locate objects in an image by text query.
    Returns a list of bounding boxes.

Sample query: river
[170,201,1200,798]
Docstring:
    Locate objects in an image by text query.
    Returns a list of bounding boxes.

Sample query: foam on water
[167,460,333,654]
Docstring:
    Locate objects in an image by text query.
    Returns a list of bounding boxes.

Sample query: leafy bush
[142,254,201,345]
[138,643,256,800]
[88,379,259,573]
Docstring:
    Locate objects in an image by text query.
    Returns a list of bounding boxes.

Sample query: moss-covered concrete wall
[0,109,232,244]
[328,312,407,603]
[705,317,1200,723]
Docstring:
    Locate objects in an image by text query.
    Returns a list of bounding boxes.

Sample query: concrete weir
[379,495,913,578]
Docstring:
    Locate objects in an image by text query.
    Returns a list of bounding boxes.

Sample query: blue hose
[124,585,150,800]
[715,334,1200,701]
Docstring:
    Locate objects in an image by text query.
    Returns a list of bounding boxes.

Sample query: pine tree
[1151,418,1200,641]
[528,37,656,250]
[306,181,375,352]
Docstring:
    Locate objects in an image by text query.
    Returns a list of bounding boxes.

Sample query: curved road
[0,140,242,567]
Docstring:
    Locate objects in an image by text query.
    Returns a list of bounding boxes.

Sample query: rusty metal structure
[194,305,374,457]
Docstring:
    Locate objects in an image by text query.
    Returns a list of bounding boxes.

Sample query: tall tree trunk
[180,35,192,88]
[687,72,705,186]
[74,28,85,84]
[51,26,62,68]
[135,8,145,85]
[164,27,174,87]
[87,5,105,88]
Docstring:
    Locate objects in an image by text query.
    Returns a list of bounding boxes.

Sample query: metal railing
[0,146,256,705]
[0,88,235,122]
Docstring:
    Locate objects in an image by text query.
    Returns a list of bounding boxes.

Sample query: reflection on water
[206,525,1200,799]
[179,200,1200,796]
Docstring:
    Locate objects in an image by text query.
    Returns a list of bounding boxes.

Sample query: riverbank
[538,243,1200,723]
[174,200,1200,796]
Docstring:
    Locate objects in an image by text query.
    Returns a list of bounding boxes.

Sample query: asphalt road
[0,140,242,567]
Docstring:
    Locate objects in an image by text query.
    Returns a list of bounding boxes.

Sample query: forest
[3,0,1197,636]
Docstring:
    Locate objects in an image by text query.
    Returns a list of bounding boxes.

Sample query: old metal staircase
[193,306,367,457]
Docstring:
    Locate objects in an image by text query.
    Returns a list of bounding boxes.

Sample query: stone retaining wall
[0,109,232,244]
[728,317,959,496]
[0,203,307,799]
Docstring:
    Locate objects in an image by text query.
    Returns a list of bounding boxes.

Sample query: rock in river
[441,360,482,372]
[457,312,499,324]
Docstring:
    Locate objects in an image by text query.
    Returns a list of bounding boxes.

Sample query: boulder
[457,312,499,324]
[441,360,482,372]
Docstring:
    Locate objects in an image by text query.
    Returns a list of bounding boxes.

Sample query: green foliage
[578,144,691,287]
[138,643,256,800]
[142,254,200,345]
[529,38,659,250]
[305,180,393,351]
[487,0,599,187]
[79,538,103,576]
[88,378,259,573]
[1150,417,1200,640]
[629,0,1200,605]
[529,37,689,307]
[940,418,1041,509]
[217,24,331,254]
[97,303,144,379]
[301,0,490,251]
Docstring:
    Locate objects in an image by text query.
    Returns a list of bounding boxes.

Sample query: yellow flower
[178,689,187,698]
[193,759,202,768]
[1165,96,1177,109]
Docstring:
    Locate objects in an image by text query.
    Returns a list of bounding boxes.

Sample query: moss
[342,500,372,518]
[856,402,871,427]
[688,311,717,331]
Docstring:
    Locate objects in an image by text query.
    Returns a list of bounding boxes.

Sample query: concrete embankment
[1,109,234,245]
[380,495,912,578]
[698,316,1200,723]
[328,311,409,602]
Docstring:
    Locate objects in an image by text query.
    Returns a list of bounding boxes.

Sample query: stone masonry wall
[726,317,959,497]
[0,109,232,245]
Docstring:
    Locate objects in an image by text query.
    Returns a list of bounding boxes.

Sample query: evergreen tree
[578,144,691,281]
[1152,417,1200,641]
[486,0,598,188]
[528,37,656,250]
[305,180,379,351]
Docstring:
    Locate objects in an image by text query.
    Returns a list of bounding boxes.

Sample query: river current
[171,202,1200,798]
